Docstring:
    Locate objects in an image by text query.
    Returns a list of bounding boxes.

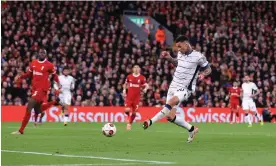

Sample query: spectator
[155,25,166,45]
[1,1,275,108]
[262,106,276,123]
[141,23,150,34]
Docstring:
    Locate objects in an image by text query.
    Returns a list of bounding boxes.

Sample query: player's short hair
[63,66,70,71]
[175,35,189,43]
[39,48,47,53]
[132,64,140,68]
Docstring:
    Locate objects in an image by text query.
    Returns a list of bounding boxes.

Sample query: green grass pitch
[1,122,276,166]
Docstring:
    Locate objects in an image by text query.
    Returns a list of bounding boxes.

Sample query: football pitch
[2,122,276,166]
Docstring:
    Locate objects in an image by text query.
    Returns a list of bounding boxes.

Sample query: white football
[102,123,116,137]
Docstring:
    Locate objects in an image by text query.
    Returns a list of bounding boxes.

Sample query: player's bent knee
[161,104,173,116]
[250,109,257,113]
[125,108,131,115]
[133,107,139,113]
[64,104,69,109]
[244,109,249,113]
[167,96,179,107]
[167,108,176,118]
[27,99,38,112]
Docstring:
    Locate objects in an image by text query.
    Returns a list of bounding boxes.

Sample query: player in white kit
[55,66,75,126]
[143,36,212,143]
[241,75,263,127]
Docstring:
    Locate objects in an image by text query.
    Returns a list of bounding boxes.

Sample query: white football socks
[245,114,252,125]
[151,105,171,124]
[254,113,261,121]
[172,116,192,131]
[64,115,68,124]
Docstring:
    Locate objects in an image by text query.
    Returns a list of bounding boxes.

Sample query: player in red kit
[123,65,149,130]
[227,81,241,124]
[11,49,60,135]
[33,90,60,126]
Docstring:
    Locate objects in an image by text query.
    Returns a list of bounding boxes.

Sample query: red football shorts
[230,102,240,109]
[42,91,50,104]
[125,99,139,112]
[31,90,47,103]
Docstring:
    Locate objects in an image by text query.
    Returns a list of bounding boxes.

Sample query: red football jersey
[228,87,241,103]
[125,74,146,101]
[28,59,56,91]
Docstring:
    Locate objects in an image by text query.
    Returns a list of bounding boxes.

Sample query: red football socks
[230,111,234,122]
[125,112,130,123]
[19,111,31,134]
[42,101,55,111]
[34,113,38,122]
[129,112,136,124]
[39,112,45,123]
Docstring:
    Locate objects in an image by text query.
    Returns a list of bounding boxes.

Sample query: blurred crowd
[1,1,275,108]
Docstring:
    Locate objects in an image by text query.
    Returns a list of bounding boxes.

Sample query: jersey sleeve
[198,54,209,68]
[28,62,33,72]
[241,84,245,91]
[20,63,33,79]
[177,52,181,59]
[71,77,75,89]
[125,75,130,83]
[141,76,147,85]
[252,83,258,90]
[227,87,232,93]
[49,64,57,74]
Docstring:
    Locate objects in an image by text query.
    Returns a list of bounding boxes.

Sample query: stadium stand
[1,1,275,107]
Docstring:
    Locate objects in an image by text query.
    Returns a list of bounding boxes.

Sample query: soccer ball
[102,123,116,137]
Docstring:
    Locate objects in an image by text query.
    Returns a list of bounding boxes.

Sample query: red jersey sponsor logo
[30,60,56,91]
[129,83,140,87]
[33,71,43,76]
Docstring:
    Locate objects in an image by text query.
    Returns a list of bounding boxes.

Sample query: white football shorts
[166,87,191,108]
[242,99,257,112]
[59,93,72,106]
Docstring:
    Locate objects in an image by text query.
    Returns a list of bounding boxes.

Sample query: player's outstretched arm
[198,54,212,80]
[201,65,212,76]
[198,65,212,80]
[71,77,76,91]
[251,89,260,98]
[143,83,149,93]
[123,82,127,96]
[160,51,178,66]
[240,89,243,99]
[225,94,230,101]
[14,70,32,84]
[53,73,62,88]
[53,73,59,82]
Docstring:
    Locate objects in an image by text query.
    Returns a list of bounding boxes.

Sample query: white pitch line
[23,163,138,166]
[6,126,97,131]
[1,150,175,165]
[5,126,276,136]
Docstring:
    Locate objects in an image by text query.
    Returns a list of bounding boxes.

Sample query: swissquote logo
[38,107,142,122]
[27,107,261,123]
